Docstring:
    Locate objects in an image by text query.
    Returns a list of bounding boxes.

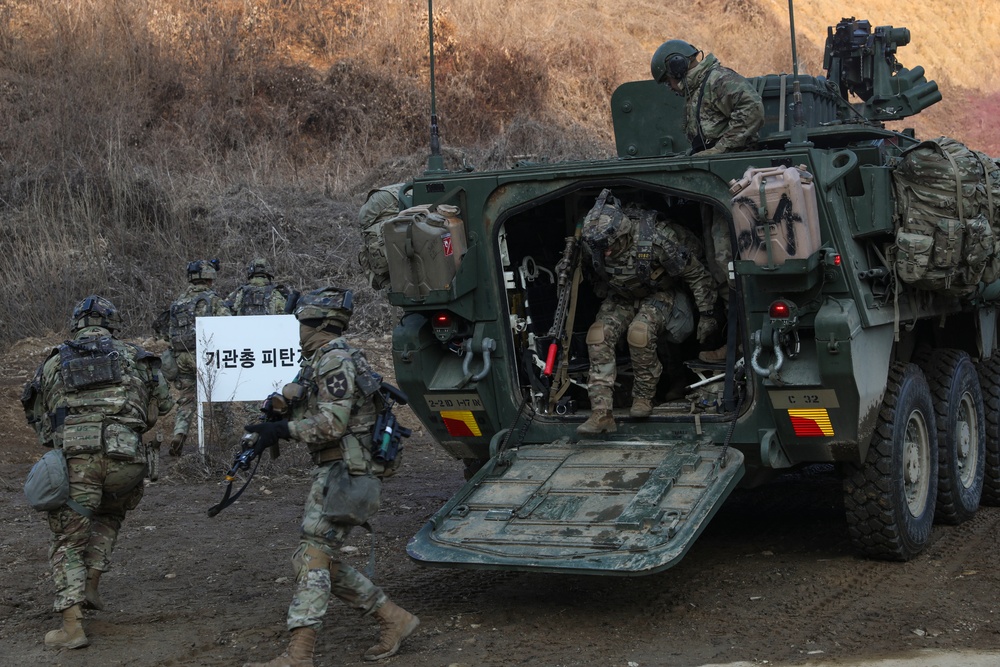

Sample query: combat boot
[243,626,316,667]
[83,569,104,611]
[364,600,419,661]
[45,603,89,650]
[168,433,185,457]
[629,398,653,418]
[698,344,728,363]
[576,409,617,435]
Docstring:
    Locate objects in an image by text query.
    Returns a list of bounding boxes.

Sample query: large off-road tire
[975,354,1000,506]
[921,349,985,524]
[843,362,938,561]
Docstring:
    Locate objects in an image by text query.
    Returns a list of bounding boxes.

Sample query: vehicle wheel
[921,349,985,524]
[843,362,938,561]
[975,354,1000,506]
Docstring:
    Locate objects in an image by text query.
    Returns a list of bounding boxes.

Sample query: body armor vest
[235,284,276,316]
[604,212,663,298]
[168,294,209,351]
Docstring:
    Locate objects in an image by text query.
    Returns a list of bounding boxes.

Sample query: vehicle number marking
[768,389,840,409]
[426,394,484,411]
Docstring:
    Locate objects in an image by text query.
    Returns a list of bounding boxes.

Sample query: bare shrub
[0,0,997,348]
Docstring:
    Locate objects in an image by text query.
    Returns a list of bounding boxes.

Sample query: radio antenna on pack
[426,0,445,174]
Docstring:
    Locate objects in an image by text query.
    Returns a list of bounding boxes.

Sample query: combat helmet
[581,189,634,255]
[651,39,700,83]
[246,257,273,280]
[70,295,121,333]
[187,259,220,283]
[293,286,354,331]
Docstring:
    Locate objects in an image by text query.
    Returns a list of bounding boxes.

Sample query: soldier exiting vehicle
[577,190,719,435]
[651,39,764,361]
[21,296,174,649]
[242,286,419,666]
[163,259,231,456]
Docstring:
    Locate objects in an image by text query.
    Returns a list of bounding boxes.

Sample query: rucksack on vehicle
[892,137,999,296]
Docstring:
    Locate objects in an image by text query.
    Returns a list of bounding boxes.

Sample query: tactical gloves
[696,313,718,344]
[245,420,290,454]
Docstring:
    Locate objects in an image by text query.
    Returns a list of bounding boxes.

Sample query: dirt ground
[3,336,1000,667]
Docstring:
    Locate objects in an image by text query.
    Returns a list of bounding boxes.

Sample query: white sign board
[194,315,301,451]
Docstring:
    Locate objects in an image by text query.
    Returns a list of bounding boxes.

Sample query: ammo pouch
[322,461,381,526]
[60,414,143,462]
[103,422,143,461]
[341,433,372,476]
[61,414,104,456]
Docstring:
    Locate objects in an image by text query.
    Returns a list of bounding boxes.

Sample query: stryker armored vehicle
[384,17,1000,574]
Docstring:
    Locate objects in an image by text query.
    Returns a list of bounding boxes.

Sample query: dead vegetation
[0,0,995,342]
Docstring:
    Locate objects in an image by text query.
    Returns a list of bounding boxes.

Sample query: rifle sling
[207,457,261,517]
[549,258,584,409]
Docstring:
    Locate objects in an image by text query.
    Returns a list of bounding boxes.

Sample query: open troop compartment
[495,183,736,420]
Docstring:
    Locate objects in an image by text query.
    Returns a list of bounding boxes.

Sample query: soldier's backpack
[168,294,209,352]
[234,284,282,316]
[23,449,92,516]
[892,137,998,296]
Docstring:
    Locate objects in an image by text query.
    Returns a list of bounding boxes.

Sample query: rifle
[371,382,412,466]
[542,221,584,412]
[207,392,285,517]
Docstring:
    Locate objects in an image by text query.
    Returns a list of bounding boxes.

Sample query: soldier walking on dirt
[162,259,231,456]
[651,39,764,361]
[227,257,290,316]
[576,190,718,435]
[21,296,174,649]
[241,286,419,666]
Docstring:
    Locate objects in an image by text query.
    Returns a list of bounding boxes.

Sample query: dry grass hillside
[0,0,996,342]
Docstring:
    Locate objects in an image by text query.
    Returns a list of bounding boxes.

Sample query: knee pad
[586,321,606,345]
[293,543,332,573]
[627,320,650,348]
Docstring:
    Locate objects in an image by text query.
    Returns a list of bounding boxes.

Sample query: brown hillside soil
[3,341,1000,667]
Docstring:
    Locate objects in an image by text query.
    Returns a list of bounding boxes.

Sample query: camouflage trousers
[585,289,694,407]
[702,203,732,304]
[47,452,145,611]
[285,462,386,632]
[171,351,197,437]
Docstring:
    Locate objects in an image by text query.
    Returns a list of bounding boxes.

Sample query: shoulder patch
[326,370,350,398]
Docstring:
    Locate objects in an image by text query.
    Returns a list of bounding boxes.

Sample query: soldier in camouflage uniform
[21,296,174,649]
[358,183,405,290]
[577,190,719,435]
[227,258,290,316]
[165,259,232,456]
[242,287,418,667]
[652,39,765,361]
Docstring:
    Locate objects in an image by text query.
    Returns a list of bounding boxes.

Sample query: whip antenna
[426,0,445,173]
